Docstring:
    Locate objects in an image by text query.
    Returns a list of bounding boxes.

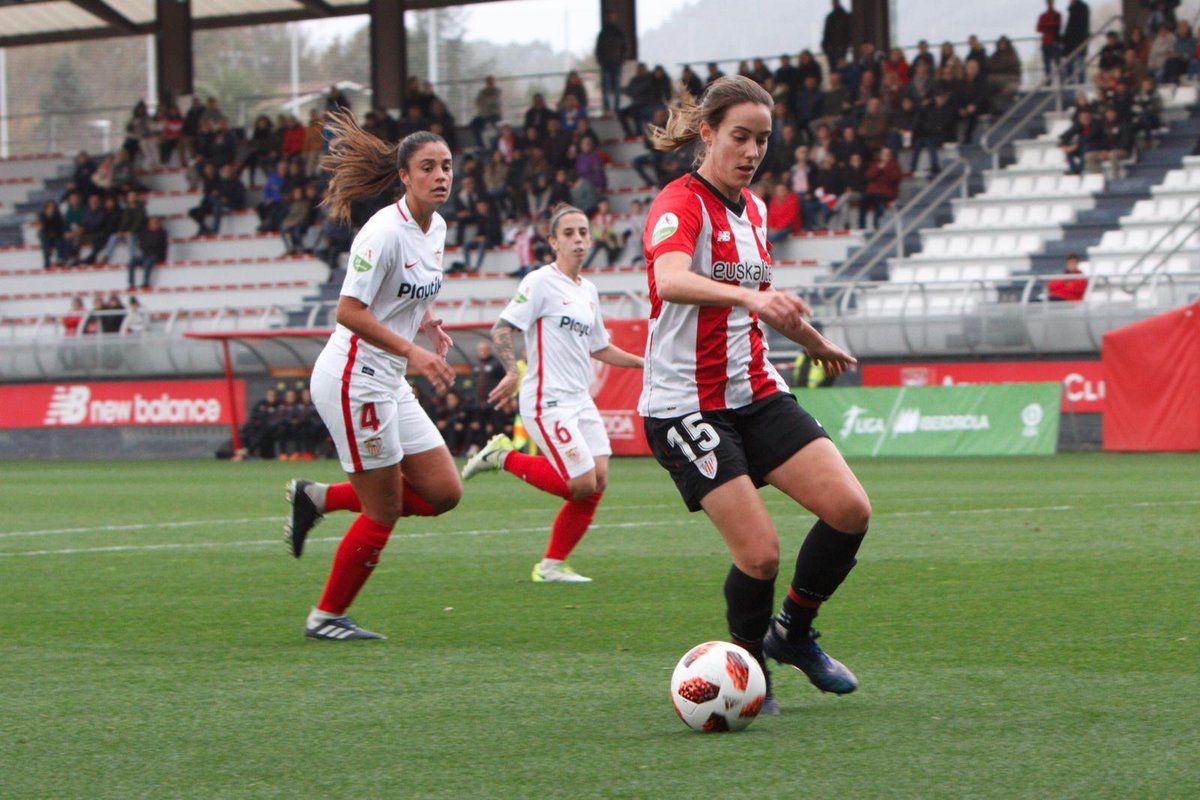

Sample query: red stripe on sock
[787,586,823,608]
[544,492,602,560]
[316,514,393,615]
[503,451,571,499]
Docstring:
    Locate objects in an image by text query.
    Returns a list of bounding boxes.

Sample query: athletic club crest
[694,451,718,480]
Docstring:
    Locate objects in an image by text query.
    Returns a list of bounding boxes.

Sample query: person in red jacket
[1037,0,1063,83]
[767,181,802,243]
[1048,253,1088,301]
[859,147,901,229]
[281,117,306,160]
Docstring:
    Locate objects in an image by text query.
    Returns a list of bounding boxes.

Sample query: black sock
[778,520,866,635]
[724,564,775,662]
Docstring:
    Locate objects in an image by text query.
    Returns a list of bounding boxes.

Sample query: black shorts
[643,392,830,512]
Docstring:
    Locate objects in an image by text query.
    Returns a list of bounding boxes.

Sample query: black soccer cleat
[764,621,858,694]
[285,479,324,559]
[304,615,386,641]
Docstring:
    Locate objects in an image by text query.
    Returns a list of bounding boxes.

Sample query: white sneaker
[461,433,514,480]
[532,560,592,583]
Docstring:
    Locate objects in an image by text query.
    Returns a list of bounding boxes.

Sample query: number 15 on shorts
[666,412,721,479]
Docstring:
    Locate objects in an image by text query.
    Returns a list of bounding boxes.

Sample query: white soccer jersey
[499,263,611,415]
[313,195,446,386]
[637,172,789,418]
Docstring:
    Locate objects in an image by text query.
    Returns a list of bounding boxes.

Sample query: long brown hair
[320,110,447,223]
[649,75,773,162]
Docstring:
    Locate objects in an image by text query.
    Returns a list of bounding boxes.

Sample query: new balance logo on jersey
[44,385,90,425]
[715,230,732,242]
[713,261,773,283]
[559,316,592,337]
[398,277,442,300]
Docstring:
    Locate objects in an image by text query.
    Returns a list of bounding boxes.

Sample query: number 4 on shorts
[360,402,379,432]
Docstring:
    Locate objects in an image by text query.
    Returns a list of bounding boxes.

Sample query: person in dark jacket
[958,60,991,143]
[822,0,853,69]
[860,147,902,228]
[37,201,66,269]
[1037,0,1064,82]
[524,93,555,133]
[99,190,147,265]
[1058,108,1102,173]
[618,63,657,137]
[129,216,168,289]
[595,12,627,112]
[1063,0,1091,81]
[1086,106,1135,176]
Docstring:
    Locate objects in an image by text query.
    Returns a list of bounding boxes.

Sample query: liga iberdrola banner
[793,383,1061,457]
[591,318,651,456]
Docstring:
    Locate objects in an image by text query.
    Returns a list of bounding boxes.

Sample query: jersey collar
[394,194,415,227]
[687,170,746,217]
[550,262,583,285]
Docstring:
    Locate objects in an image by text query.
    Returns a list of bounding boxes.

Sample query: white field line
[0,499,1197,559]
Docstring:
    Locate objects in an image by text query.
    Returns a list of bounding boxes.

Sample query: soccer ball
[670,641,766,732]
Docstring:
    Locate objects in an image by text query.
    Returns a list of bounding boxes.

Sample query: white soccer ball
[670,641,766,732]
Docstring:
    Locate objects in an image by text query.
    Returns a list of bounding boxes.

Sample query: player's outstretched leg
[286,478,440,558]
[461,433,515,480]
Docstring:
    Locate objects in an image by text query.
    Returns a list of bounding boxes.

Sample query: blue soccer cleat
[304,614,386,641]
[764,621,858,694]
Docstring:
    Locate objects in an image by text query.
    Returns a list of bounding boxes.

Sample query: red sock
[401,481,436,517]
[503,451,570,500]
[316,514,393,615]
[324,482,361,513]
[545,492,602,560]
[323,482,435,516]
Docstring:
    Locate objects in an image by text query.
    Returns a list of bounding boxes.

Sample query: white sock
[303,482,329,514]
[540,558,564,568]
[307,607,340,627]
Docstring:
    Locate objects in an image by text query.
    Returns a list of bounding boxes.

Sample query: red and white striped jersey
[637,172,789,418]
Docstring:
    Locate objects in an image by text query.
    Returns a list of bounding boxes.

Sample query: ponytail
[320,110,399,224]
[649,75,774,164]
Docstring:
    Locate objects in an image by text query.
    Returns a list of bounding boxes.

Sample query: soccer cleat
[764,621,858,694]
[285,478,325,559]
[461,433,514,480]
[305,615,386,641]
[531,561,592,583]
[760,665,781,716]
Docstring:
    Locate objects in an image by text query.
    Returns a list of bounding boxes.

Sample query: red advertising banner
[861,361,1104,412]
[591,318,651,456]
[0,379,247,429]
[1102,302,1200,451]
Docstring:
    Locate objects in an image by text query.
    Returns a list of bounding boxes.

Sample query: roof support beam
[69,0,139,34]
[294,0,336,15]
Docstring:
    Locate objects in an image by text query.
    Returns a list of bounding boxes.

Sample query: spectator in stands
[560,70,589,112]
[1037,0,1063,82]
[821,71,852,127]
[585,198,626,266]
[427,99,457,151]
[457,197,502,273]
[789,145,825,228]
[914,89,956,173]
[1148,22,1177,81]
[811,153,845,229]
[470,75,503,148]
[91,154,115,197]
[544,116,573,170]
[861,147,901,228]
[1163,20,1196,83]
[37,200,65,269]
[832,124,868,164]
[280,186,314,255]
[595,13,627,113]
[236,388,279,460]
[326,85,351,113]
[1133,77,1164,144]
[570,173,600,216]
[1058,108,1100,174]
[574,136,607,192]
[680,65,704,98]
[77,194,109,265]
[794,75,826,134]
[1048,254,1088,301]
[61,191,86,264]
[618,63,657,137]
[547,167,574,209]
[524,93,554,134]
[883,47,911,88]
[72,152,96,197]
[1062,0,1091,81]
[99,294,125,333]
[822,0,853,68]
[767,181,803,242]
[257,161,288,233]
[1087,106,1135,176]
[958,59,991,143]
[1125,27,1150,63]
[63,297,85,336]
[180,97,204,166]
[434,390,474,456]
[121,296,147,335]
[244,116,276,187]
[857,98,891,153]
[988,36,1023,107]
[313,203,353,280]
[99,191,146,266]
[122,100,153,167]
[130,216,167,289]
[704,62,725,88]
[560,93,588,133]
[159,103,183,166]
[301,110,325,177]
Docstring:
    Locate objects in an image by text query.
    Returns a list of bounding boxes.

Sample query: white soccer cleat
[461,433,514,480]
[532,560,592,583]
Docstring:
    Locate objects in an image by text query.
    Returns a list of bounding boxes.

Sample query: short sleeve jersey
[499,263,610,414]
[317,195,446,385]
[637,171,788,418]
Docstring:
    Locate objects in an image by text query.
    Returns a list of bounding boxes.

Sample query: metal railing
[1119,197,1200,293]
[829,157,971,287]
[980,15,1124,170]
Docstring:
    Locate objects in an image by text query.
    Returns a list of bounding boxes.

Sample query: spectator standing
[595,13,627,113]
[180,97,204,165]
[130,215,168,289]
[1048,253,1088,300]
[989,36,1023,105]
[822,0,853,69]
[1038,0,1064,82]
[1063,0,1091,81]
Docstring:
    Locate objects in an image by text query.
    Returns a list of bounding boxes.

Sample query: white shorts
[311,366,444,473]
[523,400,612,480]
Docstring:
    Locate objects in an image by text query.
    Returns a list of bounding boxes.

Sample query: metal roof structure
[0,0,494,49]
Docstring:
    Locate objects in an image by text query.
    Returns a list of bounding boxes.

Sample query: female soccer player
[640,76,869,708]
[459,205,644,582]
[283,112,462,641]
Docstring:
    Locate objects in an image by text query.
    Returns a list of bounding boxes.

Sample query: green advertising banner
[793,383,1061,457]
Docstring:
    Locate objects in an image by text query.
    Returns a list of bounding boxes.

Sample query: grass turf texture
[1,454,1197,799]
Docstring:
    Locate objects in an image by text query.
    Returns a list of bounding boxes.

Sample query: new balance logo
[44,385,90,425]
[716,230,732,242]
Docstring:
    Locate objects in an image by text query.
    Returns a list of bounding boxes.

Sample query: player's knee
[829,493,872,534]
[594,475,608,495]
[568,478,596,502]
[427,483,462,515]
[742,545,780,580]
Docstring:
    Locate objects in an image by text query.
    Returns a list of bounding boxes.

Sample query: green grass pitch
[1,454,1197,799]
